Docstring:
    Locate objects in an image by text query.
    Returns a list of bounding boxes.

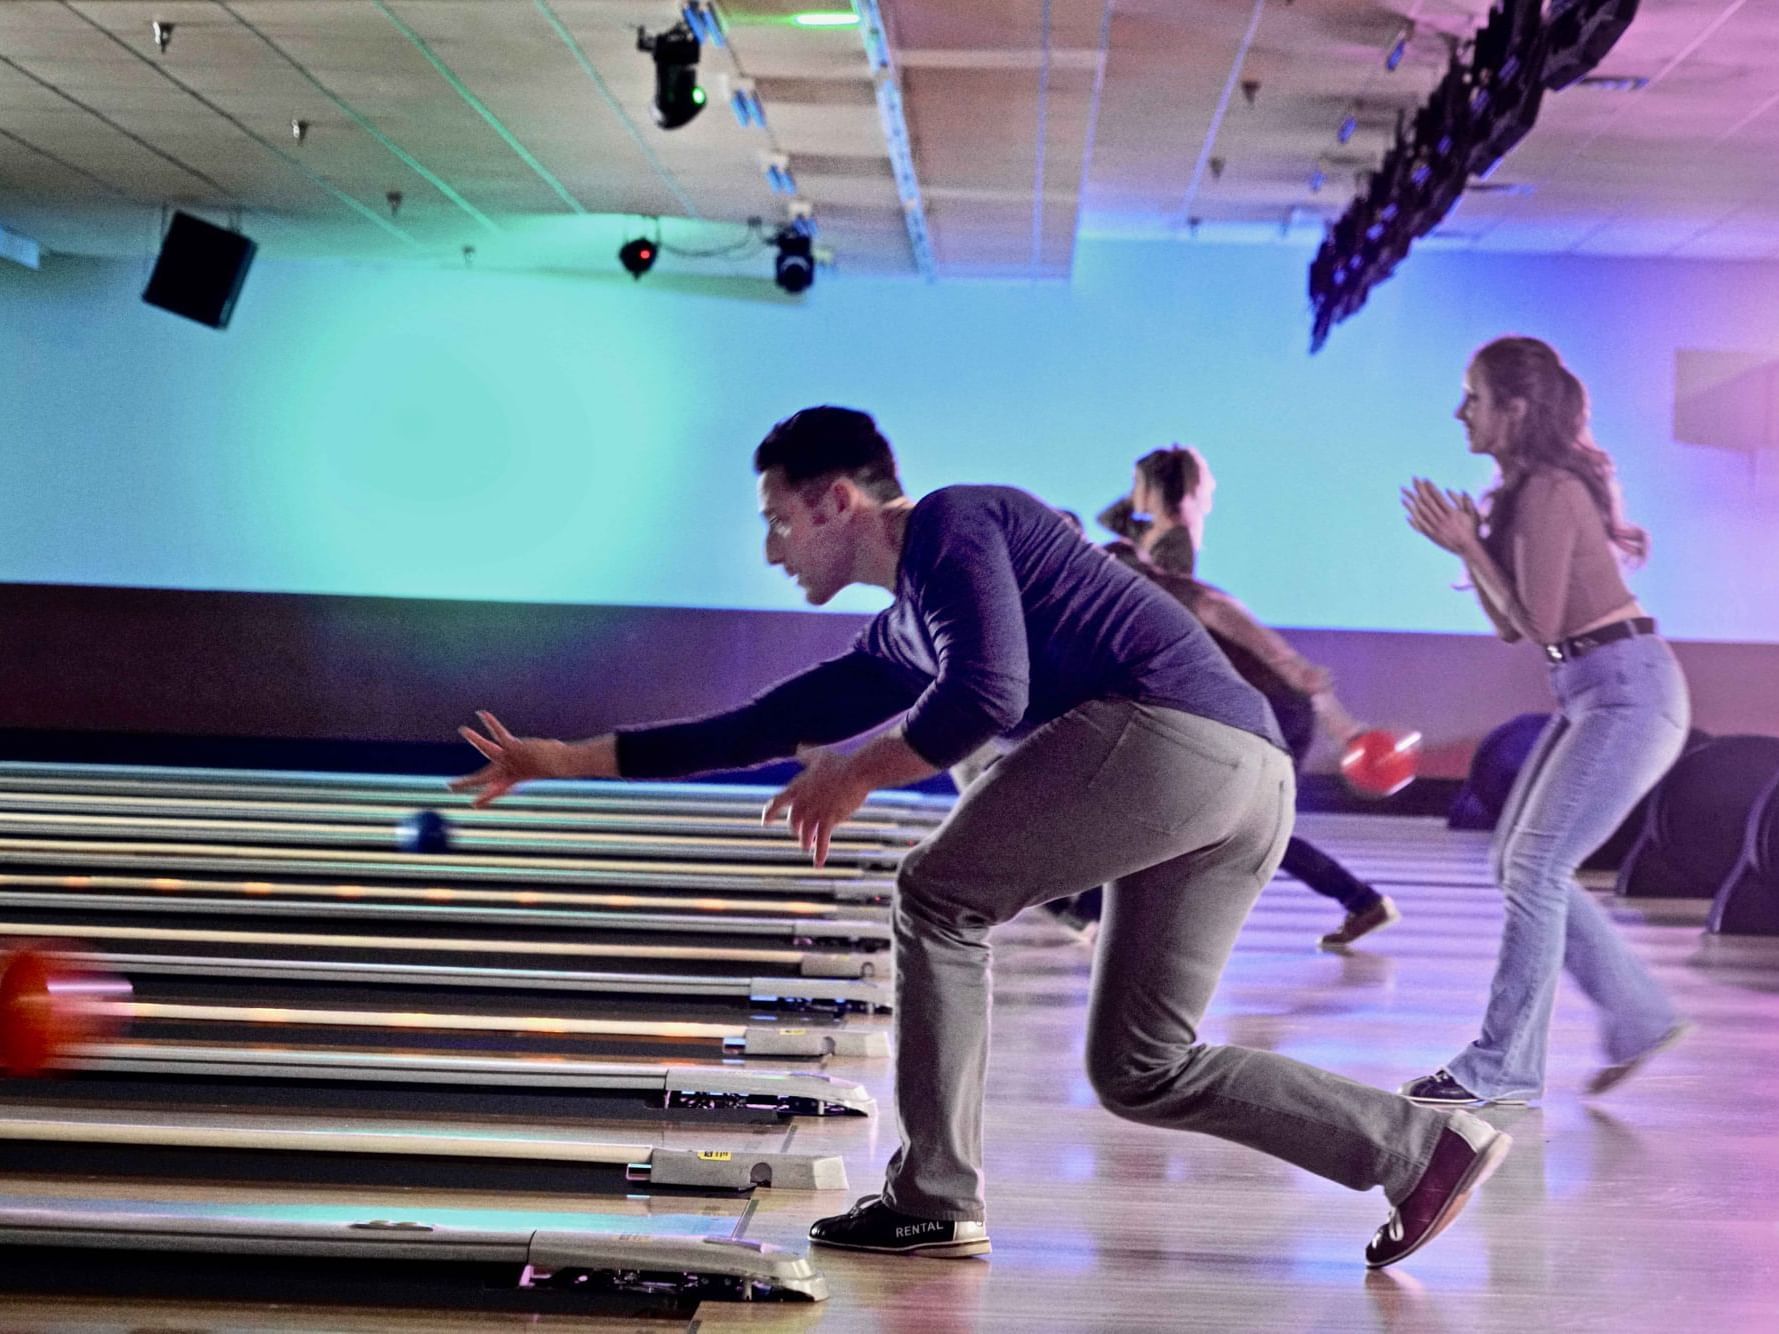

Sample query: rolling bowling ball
[398,808,451,854]
[1,946,132,1077]
[1340,728,1423,799]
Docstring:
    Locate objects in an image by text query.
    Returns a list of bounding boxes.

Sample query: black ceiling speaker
[1541,0,1642,91]
[142,211,257,330]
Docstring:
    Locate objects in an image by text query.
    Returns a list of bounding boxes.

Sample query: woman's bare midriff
[1564,598,1648,642]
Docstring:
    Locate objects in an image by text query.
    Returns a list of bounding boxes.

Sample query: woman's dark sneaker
[1366,1111,1512,1268]
[1398,1069,1528,1108]
[808,1195,991,1258]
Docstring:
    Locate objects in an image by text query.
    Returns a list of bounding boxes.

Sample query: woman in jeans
[1401,335,1690,1106]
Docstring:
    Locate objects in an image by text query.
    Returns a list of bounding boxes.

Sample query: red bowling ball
[0,946,131,1077]
[1340,728,1423,799]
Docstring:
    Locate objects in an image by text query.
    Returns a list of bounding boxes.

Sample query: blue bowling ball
[398,809,450,854]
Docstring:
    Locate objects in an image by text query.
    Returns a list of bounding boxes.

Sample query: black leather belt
[1544,616,1657,663]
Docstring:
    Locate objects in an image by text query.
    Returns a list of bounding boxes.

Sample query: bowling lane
[0,763,910,1307]
[0,763,951,827]
[0,835,894,900]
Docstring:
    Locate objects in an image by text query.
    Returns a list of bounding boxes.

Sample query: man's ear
[817,476,862,524]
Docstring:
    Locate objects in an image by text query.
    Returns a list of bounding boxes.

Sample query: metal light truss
[856,0,936,280]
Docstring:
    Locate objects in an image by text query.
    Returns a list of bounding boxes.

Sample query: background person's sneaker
[809,1195,991,1258]
[1366,1111,1512,1268]
[1319,896,1402,949]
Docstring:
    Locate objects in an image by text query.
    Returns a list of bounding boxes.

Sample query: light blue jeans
[1448,633,1690,1101]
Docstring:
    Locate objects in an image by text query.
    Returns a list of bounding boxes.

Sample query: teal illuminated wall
[4,241,1777,640]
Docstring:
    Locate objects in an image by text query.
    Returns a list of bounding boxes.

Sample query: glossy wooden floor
[9,814,1777,1332]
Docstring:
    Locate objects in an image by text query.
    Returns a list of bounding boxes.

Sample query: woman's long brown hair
[1474,336,1649,564]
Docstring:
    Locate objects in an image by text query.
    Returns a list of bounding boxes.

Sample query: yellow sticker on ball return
[697,1151,733,1161]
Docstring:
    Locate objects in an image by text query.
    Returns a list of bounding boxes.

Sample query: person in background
[1093,445,1403,949]
[1399,336,1689,1106]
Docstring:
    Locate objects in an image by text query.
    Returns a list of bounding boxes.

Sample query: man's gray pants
[882,698,1448,1221]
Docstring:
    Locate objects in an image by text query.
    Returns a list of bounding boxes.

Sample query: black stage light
[618,236,657,279]
[1404,53,1476,236]
[1308,236,1338,308]
[1466,0,1547,179]
[637,20,706,130]
[1541,0,1641,91]
[1310,303,1336,353]
[1309,0,1563,352]
[773,228,814,294]
[1372,134,1411,215]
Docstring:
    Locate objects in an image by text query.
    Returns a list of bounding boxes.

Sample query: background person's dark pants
[1282,836,1384,913]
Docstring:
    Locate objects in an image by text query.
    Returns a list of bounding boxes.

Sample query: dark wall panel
[0,583,864,748]
[4,583,1775,778]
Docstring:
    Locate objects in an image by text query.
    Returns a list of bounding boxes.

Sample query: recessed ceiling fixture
[792,11,860,27]
[1385,22,1414,72]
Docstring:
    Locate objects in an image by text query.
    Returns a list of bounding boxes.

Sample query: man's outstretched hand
[763,746,872,868]
[450,710,582,808]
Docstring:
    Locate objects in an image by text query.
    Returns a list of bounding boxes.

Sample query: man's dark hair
[753,406,904,502]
